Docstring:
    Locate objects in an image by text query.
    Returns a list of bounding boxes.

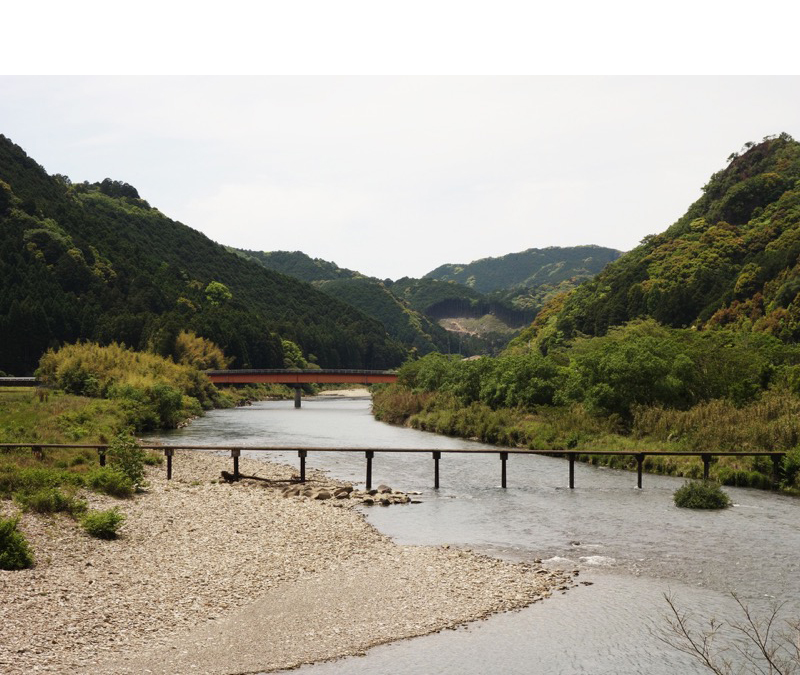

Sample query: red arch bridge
[205,369,398,407]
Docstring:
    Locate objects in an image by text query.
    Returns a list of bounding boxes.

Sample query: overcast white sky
[2,5,799,279]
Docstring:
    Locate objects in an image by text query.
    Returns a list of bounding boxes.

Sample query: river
[147,395,800,675]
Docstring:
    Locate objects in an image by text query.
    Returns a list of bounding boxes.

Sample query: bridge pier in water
[293,386,302,409]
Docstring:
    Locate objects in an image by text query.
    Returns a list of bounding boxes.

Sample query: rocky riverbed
[1,450,574,674]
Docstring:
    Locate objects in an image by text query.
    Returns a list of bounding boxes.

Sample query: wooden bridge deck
[1,443,786,491]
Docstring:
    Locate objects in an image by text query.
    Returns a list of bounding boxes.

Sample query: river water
[147,396,800,674]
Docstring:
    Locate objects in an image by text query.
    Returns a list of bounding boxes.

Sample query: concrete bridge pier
[293,385,302,409]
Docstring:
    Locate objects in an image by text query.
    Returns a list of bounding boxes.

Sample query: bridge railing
[204,369,397,375]
[0,443,786,491]
[0,377,42,387]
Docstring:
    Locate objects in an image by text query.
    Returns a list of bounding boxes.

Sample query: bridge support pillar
[231,448,241,479]
[432,451,441,489]
[636,453,644,489]
[294,386,302,409]
[365,450,374,490]
[165,448,174,480]
[568,453,575,489]
[298,450,307,483]
[500,451,508,488]
[702,454,711,481]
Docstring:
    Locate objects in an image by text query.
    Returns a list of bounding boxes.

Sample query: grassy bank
[0,393,164,568]
[1,342,272,568]
[0,386,127,446]
[372,386,800,492]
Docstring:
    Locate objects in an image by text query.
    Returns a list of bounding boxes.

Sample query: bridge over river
[205,369,397,407]
[2,370,397,408]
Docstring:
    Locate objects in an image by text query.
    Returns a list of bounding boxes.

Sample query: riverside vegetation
[373,320,800,492]
[0,339,298,569]
[373,135,800,494]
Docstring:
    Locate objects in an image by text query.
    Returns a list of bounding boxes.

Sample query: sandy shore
[1,451,573,674]
[314,388,371,398]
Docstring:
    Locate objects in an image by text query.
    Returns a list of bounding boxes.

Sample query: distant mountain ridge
[424,245,622,294]
[231,249,460,355]
[233,249,360,282]
[240,243,619,355]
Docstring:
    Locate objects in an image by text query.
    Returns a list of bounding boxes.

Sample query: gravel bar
[1,450,573,674]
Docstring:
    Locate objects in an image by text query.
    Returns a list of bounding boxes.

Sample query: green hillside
[425,245,622,294]
[542,133,800,344]
[232,249,359,282]
[234,250,463,355]
[315,278,454,354]
[0,135,406,375]
[387,277,533,327]
[242,249,539,355]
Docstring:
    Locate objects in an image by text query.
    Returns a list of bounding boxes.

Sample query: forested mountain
[234,250,462,355]
[425,245,622,293]
[239,247,607,355]
[530,134,800,345]
[416,246,621,320]
[0,135,406,375]
[232,249,360,282]
[314,278,454,354]
[386,277,533,326]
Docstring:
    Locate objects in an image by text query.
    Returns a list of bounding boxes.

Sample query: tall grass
[0,388,125,444]
[632,391,800,452]
[37,341,219,408]
[373,384,799,491]
[372,386,436,425]
[36,342,221,430]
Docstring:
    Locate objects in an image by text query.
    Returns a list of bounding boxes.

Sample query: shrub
[14,487,87,516]
[173,330,231,370]
[147,383,184,427]
[36,341,222,414]
[673,480,732,509]
[107,432,146,489]
[0,464,83,498]
[372,386,435,425]
[782,447,800,489]
[0,515,34,570]
[143,451,163,466]
[81,508,126,539]
[85,467,134,498]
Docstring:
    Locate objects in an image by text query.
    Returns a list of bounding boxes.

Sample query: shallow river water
[147,396,800,675]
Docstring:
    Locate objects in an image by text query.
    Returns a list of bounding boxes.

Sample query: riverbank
[372,386,800,492]
[1,450,572,674]
[316,387,370,398]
